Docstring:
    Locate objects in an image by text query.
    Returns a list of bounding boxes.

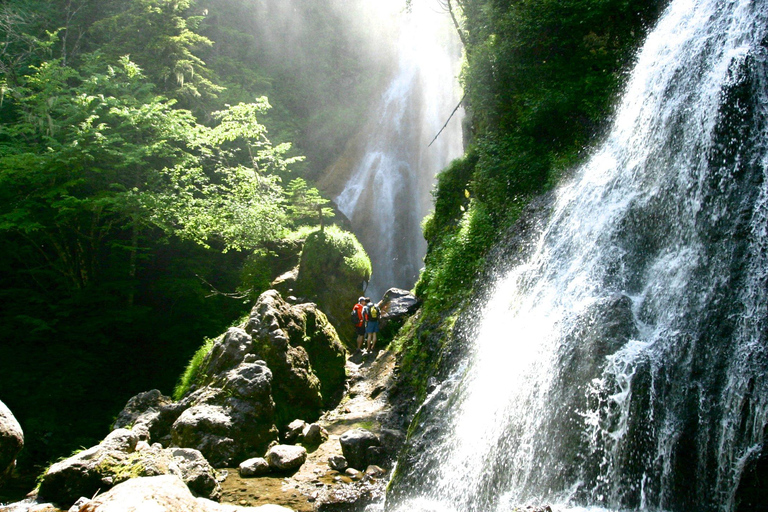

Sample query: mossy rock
[294,226,371,348]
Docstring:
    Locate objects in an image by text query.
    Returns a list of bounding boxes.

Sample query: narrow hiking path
[219,349,398,511]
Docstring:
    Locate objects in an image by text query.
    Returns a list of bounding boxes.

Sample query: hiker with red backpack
[351,296,366,350]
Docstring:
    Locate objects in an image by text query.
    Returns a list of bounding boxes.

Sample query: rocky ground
[213,348,398,511]
[0,347,400,512]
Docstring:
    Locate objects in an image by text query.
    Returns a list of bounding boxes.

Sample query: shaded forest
[0,0,390,475]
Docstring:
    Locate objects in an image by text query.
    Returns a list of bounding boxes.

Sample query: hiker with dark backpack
[351,296,366,351]
[364,297,381,352]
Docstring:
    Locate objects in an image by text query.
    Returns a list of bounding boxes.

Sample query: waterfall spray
[388,0,768,510]
[331,1,465,298]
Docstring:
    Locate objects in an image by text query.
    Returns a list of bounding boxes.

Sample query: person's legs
[356,324,366,350]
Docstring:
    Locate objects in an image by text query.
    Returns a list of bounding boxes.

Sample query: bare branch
[195,273,250,299]
[428,92,466,148]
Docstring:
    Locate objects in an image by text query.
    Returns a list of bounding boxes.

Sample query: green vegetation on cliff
[398,0,666,401]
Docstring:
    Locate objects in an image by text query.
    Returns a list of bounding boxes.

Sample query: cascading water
[330,2,464,298]
[387,0,768,511]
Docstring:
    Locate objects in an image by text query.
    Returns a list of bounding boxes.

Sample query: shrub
[173,337,216,400]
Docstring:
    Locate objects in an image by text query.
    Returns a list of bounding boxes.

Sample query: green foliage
[173,336,216,400]
[90,0,223,108]
[417,199,510,312]
[414,0,664,313]
[397,0,665,417]
[239,236,303,299]
[298,225,372,287]
[285,178,335,228]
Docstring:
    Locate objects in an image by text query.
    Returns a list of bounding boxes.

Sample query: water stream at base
[387,0,768,510]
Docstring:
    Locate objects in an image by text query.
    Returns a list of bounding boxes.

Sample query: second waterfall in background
[325,1,465,298]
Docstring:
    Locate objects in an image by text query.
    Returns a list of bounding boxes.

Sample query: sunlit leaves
[0,53,306,287]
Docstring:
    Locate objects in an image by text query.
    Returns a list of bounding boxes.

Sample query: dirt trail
[219,349,398,511]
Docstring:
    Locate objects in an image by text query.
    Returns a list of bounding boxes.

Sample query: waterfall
[331,2,464,298]
[388,0,768,511]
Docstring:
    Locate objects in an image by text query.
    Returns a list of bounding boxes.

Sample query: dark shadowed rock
[328,455,347,472]
[379,288,420,319]
[112,390,184,447]
[339,429,380,470]
[283,419,307,444]
[0,399,24,483]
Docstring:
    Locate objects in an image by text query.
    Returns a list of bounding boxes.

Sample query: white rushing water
[334,0,464,298]
[389,0,768,510]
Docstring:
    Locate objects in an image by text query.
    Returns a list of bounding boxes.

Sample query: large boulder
[72,475,292,512]
[265,445,307,472]
[112,289,347,468]
[37,429,221,507]
[76,475,206,512]
[172,360,279,467]
[339,428,381,470]
[246,290,347,424]
[0,399,24,482]
[291,227,371,348]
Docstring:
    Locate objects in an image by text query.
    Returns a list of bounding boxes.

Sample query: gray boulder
[169,361,278,467]
[378,288,420,319]
[301,423,328,446]
[112,289,348,469]
[201,328,255,379]
[38,429,220,507]
[339,428,381,470]
[171,404,236,468]
[246,290,347,422]
[265,444,307,472]
[112,389,183,446]
[238,457,270,477]
[0,399,24,482]
[170,448,221,500]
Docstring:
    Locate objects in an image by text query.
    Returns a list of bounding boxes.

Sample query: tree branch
[195,273,250,299]
[427,92,466,148]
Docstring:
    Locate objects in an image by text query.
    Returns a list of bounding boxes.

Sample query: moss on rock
[295,226,372,348]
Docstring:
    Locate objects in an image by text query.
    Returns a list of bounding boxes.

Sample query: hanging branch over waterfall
[439,0,468,48]
[427,0,466,148]
[428,92,466,147]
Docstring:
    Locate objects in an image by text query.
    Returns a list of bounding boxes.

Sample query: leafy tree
[89,0,222,109]
[285,178,335,230]
[0,55,298,297]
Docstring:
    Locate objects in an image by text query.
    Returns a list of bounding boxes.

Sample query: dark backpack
[351,308,359,325]
[368,304,380,320]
